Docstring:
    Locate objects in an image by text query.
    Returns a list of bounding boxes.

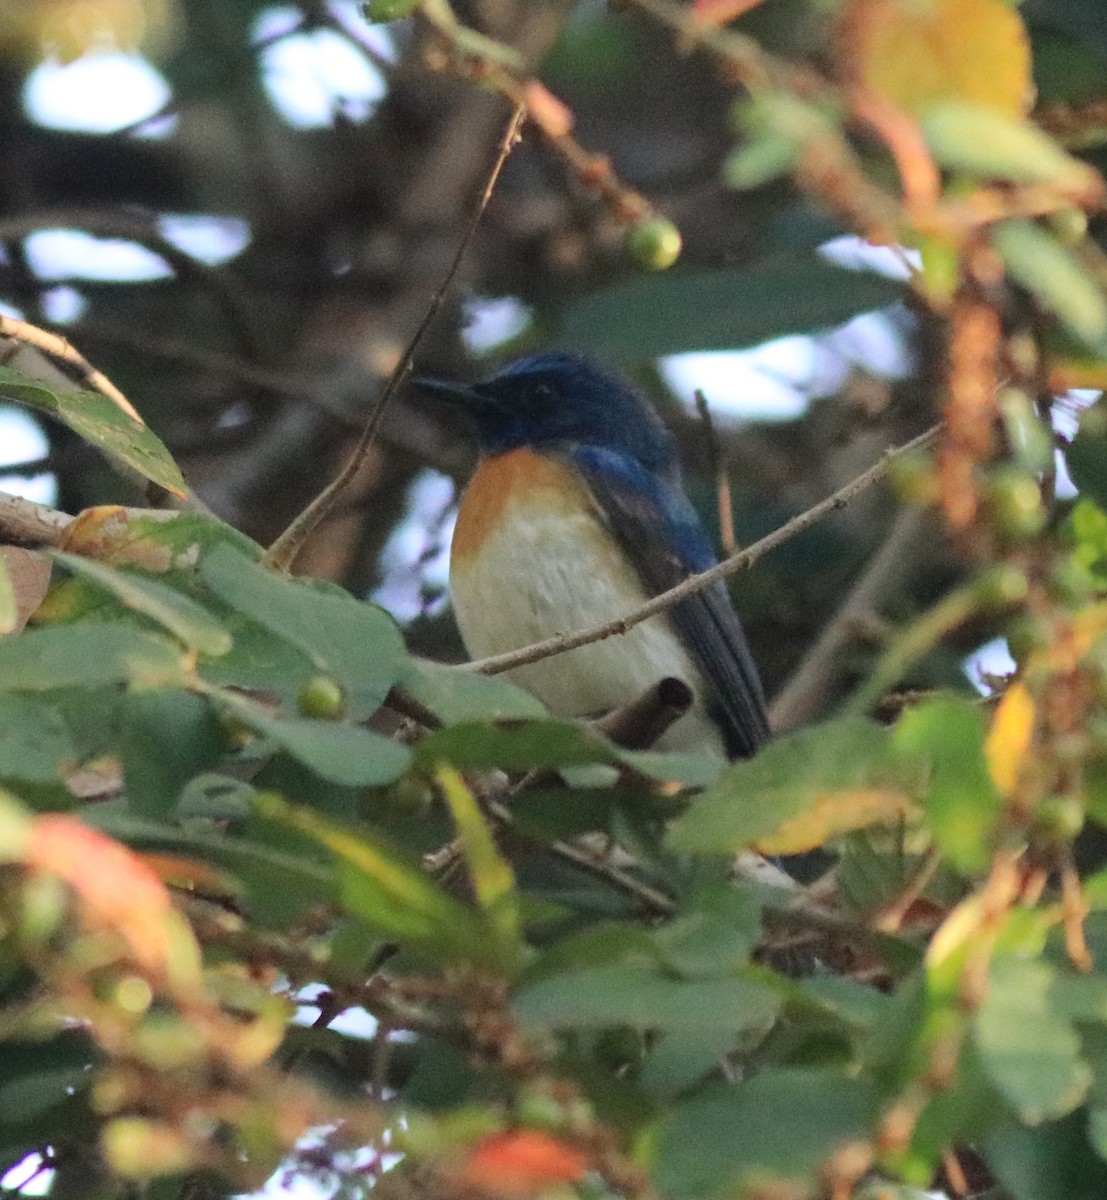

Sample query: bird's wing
[563,445,769,758]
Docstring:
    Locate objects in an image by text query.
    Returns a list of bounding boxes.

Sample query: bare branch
[694,388,735,555]
[0,314,142,423]
[769,505,928,732]
[263,100,527,574]
[0,492,73,547]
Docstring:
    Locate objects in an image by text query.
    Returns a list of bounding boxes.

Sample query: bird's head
[414,352,676,472]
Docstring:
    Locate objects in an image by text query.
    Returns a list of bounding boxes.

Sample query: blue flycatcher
[415,352,769,757]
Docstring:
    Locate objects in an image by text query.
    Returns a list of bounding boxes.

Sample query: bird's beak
[411,376,496,413]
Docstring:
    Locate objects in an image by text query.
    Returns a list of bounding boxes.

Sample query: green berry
[364,0,417,20]
[987,467,1046,541]
[516,1086,567,1132]
[1033,796,1084,843]
[298,675,345,719]
[974,564,1029,607]
[1049,207,1088,247]
[1005,614,1047,663]
[887,450,938,505]
[625,218,682,271]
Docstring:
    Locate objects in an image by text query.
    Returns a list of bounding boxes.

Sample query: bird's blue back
[422,352,769,757]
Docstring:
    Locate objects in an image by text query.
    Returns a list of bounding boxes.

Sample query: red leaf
[27,815,175,976]
[457,1132,587,1197]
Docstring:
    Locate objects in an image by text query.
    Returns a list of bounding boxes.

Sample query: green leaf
[365,0,417,18]
[437,766,520,959]
[51,552,231,656]
[118,690,225,817]
[974,957,1090,1124]
[0,694,74,783]
[512,963,780,1033]
[414,719,613,772]
[255,794,493,962]
[982,1109,1107,1200]
[0,622,186,691]
[667,718,910,854]
[893,697,1002,872]
[0,363,186,497]
[654,1069,879,1196]
[1066,436,1107,512]
[920,102,1098,190]
[991,219,1107,353]
[86,808,332,926]
[799,975,890,1031]
[560,263,903,363]
[399,657,548,723]
[216,692,410,787]
[909,1042,1006,1179]
[416,717,724,787]
[199,544,404,717]
[651,882,761,979]
[640,1027,738,1100]
[198,611,318,702]
[519,923,662,984]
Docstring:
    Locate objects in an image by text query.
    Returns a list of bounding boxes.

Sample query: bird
[414,352,769,758]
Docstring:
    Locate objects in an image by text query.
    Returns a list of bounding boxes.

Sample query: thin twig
[468,423,942,677]
[871,846,941,934]
[770,506,928,732]
[694,388,735,555]
[484,797,678,917]
[263,101,527,573]
[0,315,142,423]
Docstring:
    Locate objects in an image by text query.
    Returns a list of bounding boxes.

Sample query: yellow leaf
[753,788,916,855]
[846,0,1033,119]
[984,682,1035,798]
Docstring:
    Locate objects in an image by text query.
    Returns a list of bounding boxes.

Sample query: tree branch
[468,423,941,678]
[769,505,928,732]
[263,100,527,574]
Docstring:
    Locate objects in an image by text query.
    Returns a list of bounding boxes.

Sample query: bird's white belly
[450,498,724,755]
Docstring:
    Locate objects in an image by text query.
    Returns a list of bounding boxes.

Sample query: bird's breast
[450,448,724,754]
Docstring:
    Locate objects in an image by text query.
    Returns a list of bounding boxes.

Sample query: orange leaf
[457,1132,587,1198]
[753,788,917,855]
[27,815,176,976]
[984,682,1035,797]
[692,0,765,25]
[522,82,573,139]
[846,0,1033,119]
[138,853,237,894]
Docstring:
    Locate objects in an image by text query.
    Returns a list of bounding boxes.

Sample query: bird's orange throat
[451,447,593,565]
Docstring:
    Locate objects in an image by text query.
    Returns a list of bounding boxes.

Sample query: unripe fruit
[625,218,682,271]
[102,1118,192,1179]
[987,467,1046,541]
[1033,796,1084,843]
[974,564,1029,607]
[887,451,938,505]
[297,675,345,719]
